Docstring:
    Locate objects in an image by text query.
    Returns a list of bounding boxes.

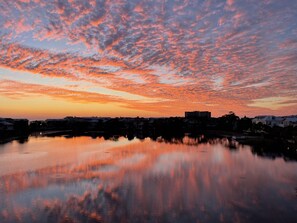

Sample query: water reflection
[0,137,296,223]
[2,134,296,161]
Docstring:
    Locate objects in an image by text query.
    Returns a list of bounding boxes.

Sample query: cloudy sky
[0,0,296,119]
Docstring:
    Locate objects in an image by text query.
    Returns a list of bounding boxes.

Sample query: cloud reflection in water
[0,137,296,223]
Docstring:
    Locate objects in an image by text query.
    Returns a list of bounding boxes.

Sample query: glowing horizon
[0,0,297,119]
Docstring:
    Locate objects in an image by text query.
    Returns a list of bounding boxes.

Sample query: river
[0,136,296,223]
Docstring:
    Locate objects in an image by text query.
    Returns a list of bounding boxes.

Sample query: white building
[283,116,297,127]
[252,115,297,127]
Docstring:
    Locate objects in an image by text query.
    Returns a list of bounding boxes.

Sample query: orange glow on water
[0,137,296,223]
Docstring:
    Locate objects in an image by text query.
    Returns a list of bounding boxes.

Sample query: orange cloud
[0,0,296,118]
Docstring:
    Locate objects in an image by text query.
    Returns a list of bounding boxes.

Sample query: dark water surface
[0,136,296,223]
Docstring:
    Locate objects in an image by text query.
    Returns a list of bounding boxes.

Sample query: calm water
[0,136,296,223]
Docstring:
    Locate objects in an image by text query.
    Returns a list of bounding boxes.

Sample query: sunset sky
[0,0,296,119]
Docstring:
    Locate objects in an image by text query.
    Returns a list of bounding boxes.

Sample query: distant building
[0,118,28,133]
[45,119,69,130]
[0,120,14,131]
[252,115,297,127]
[252,116,279,126]
[283,116,297,127]
[185,111,211,119]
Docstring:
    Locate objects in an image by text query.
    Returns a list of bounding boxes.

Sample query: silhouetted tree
[218,111,240,131]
